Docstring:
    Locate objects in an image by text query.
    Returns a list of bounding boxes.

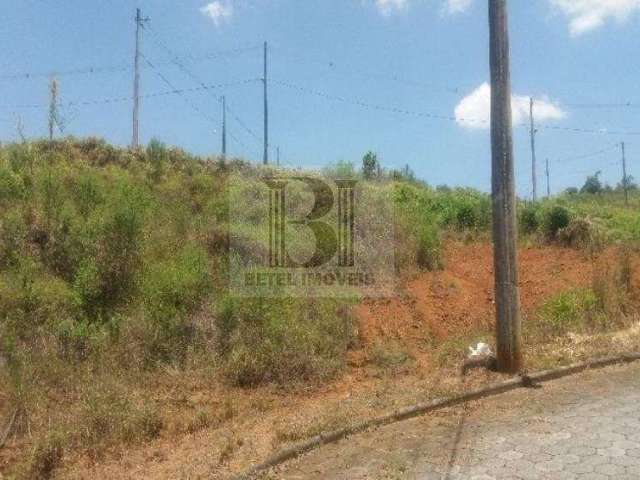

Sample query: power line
[140,53,219,130]
[564,102,640,109]
[140,53,259,157]
[270,78,640,136]
[269,78,485,125]
[0,46,262,82]
[142,23,265,152]
[551,143,619,164]
[269,44,466,95]
[0,78,260,110]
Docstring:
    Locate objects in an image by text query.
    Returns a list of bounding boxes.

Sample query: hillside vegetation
[0,138,639,478]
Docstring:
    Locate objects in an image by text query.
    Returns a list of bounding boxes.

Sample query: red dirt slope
[356,242,598,344]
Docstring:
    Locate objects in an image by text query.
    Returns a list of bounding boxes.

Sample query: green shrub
[0,209,27,268]
[73,259,102,317]
[0,166,26,202]
[72,172,103,218]
[142,244,210,320]
[536,289,599,337]
[140,245,210,364]
[146,138,167,182]
[455,202,478,230]
[416,222,443,271]
[0,269,79,332]
[37,167,65,228]
[93,183,148,310]
[542,205,571,239]
[519,203,540,235]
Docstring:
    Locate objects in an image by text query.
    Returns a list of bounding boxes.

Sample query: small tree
[147,138,167,182]
[581,171,602,195]
[362,151,378,180]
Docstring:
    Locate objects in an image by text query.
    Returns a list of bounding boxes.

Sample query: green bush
[542,205,571,239]
[416,222,444,271]
[0,268,79,332]
[140,245,210,364]
[146,138,168,182]
[0,209,27,268]
[72,172,103,218]
[92,183,148,311]
[519,203,540,235]
[536,289,598,337]
[0,166,26,202]
[142,244,210,320]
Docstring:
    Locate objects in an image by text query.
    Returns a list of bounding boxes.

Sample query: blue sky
[2,0,640,195]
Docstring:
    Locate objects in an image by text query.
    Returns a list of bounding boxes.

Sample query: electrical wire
[142,24,265,152]
[270,78,640,136]
[0,45,262,82]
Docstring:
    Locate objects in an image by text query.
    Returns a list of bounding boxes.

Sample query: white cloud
[454,82,566,130]
[550,0,640,35]
[200,1,233,26]
[375,0,408,16]
[446,0,473,14]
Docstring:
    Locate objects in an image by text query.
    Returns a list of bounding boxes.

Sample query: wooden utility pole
[263,41,269,165]
[132,8,147,149]
[489,0,522,374]
[529,97,537,202]
[545,158,551,197]
[222,96,227,159]
[622,141,629,206]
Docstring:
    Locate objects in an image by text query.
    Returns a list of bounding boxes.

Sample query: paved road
[268,363,640,479]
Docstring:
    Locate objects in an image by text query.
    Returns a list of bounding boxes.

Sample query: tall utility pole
[545,158,551,197]
[221,96,227,159]
[263,41,269,165]
[277,146,280,167]
[132,8,148,149]
[489,0,522,374]
[622,141,629,206]
[529,97,537,202]
[48,77,59,141]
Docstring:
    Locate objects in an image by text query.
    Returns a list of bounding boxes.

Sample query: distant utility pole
[489,0,522,374]
[277,146,280,167]
[132,8,149,149]
[263,41,269,165]
[622,141,629,206]
[529,97,537,202]
[222,96,227,159]
[545,158,551,197]
[48,77,59,141]
[47,77,65,140]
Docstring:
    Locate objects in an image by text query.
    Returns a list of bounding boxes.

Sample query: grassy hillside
[0,137,639,478]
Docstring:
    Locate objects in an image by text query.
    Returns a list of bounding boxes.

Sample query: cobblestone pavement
[268,363,640,479]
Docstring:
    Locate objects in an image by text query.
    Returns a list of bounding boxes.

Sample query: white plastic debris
[468,342,493,359]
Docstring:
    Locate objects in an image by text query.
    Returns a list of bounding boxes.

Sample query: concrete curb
[230,352,640,480]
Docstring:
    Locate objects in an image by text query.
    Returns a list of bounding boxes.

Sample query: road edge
[230,352,640,480]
